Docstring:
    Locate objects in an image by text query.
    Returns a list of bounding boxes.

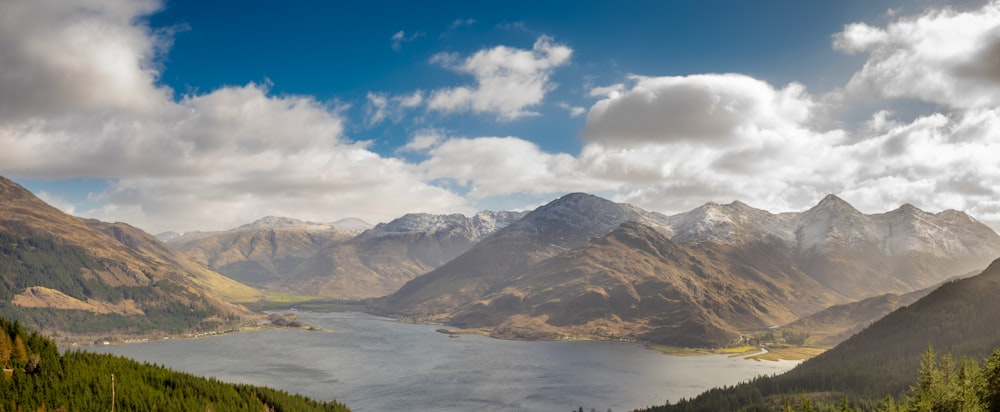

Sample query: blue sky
[3,0,1000,233]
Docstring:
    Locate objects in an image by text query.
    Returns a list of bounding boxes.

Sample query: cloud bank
[2,0,1000,233]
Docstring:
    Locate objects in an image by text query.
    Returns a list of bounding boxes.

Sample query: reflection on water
[89,311,799,411]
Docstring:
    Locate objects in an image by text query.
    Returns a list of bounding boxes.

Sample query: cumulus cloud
[0,1,468,233]
[0,0,170,123]
[834,1,1000,109]
[583,74,814,147]
[427,36,572,120]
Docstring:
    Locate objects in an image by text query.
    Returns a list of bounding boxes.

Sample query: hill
[0,316,350,412]
[0,176,260,340]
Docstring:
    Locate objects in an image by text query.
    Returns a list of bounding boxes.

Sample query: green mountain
[0,316,350,411]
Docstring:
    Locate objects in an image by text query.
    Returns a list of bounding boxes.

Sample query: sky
[3,0,1000,234]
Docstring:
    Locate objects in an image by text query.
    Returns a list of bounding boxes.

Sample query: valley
[3,174,999,411]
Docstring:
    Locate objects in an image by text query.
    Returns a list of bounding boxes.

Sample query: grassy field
[747,345,827,361]
[245,293,370,312]
[648,344,760,357]
[649,344,827,361]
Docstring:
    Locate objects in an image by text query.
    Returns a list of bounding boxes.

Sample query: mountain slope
[166,216,365,287]
[644,257,1000,411]
[451,221,839,346]
[378,193,673,317]
[0,176,259,339]
[290,211,527,299]
[794,195,999,297]
[378,193,999,346]
[168,211,526,299]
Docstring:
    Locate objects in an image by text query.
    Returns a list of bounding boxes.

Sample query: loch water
[89,311,799,411]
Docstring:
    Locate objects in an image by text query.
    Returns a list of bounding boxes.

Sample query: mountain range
[165,211,526,299]
[377,193,1000,346]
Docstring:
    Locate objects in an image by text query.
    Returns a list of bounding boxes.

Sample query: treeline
[637,261,1000,411]
[0,233,239,335]
[0,317,351,411]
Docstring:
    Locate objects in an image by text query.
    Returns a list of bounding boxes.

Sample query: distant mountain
[0,176,259,340]
[165,216,367,287]
[166,211,525,299]
[666,195,1000,298]
[642,258,1000,411]
[378,193,1000,346]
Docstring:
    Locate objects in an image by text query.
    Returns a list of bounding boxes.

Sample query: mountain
[378,193,675,317]
[378,193,1000,346]
[451,221,839,346]
[667,195,1000,299]
[793,195,1000,297]
[0,176,259,339]
[165,216,367,287]
[289,211,526,299]
[166,211,525,299]
[642,258,1000,411]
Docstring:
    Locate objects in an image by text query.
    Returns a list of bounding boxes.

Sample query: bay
[89,311,798,411]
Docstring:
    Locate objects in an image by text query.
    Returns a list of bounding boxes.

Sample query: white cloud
[427,36,572,120]
[558,102,586,117]
[584,74,814,147]
[391,30,424,52]
[365,91,424,126]
[588,83,625,98]
[0,1,469,233]
[834,1,1000,109]
[401,129,445,152]
[0,0,170,123]
[421,137,604,198]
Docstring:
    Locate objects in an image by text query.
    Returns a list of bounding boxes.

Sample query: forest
[0,317,351,411]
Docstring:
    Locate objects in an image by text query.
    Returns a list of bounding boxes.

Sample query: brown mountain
[166,216,366,288]
[167,211,526,299]
[451,221,840,346]
[378,193,674,317]
[379,193,1000,346]
[0,176,259,339]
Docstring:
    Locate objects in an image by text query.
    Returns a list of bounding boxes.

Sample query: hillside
[780,284,935,347]
[378,193,1000,347]
[165,216,365,288]
[451,222,839,346]
[0,316,350,412]
[0,176,260,339]
[168,211,526,299]
[642,257,1000,411]
[378,193,674,317]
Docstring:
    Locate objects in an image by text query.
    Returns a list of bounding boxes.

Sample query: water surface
[90,311,798,411]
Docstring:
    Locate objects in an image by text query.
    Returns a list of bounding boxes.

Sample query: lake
[88,311,799,411]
